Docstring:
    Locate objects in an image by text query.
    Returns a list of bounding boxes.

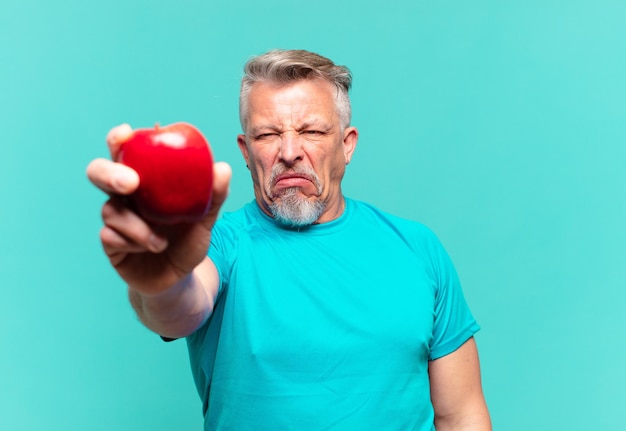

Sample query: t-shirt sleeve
[426,232,480,360]
[207,218,237,296]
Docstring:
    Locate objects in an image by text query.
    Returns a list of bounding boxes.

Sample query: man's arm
[128,256,219,339]
[429,337,492,431]
[87,124,231,338]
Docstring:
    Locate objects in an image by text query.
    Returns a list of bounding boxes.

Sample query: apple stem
[155,122,160,130]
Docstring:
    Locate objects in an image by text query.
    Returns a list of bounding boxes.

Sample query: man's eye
[256,133,277,139]
[302,130,324,136]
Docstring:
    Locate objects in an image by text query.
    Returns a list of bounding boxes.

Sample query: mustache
[268,164,322,191]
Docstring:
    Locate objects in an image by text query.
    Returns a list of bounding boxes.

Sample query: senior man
[87,49,491,430]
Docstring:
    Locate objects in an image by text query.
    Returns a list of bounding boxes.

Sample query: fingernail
[112,171,136,191]
[107,124,133,145]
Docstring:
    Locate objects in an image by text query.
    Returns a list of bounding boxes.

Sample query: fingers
[197,161,232,232]
[87,124,138,195]
[212,161,233,209]
[101,197,168,256]
[86,158,140,195]
[202,162,232,223]
[106,123,133,160]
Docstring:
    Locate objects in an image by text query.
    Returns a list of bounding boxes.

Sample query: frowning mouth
[268,167,322,197]
[274,173,314,187]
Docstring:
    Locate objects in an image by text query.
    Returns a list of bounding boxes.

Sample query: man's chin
[268,190,325,227]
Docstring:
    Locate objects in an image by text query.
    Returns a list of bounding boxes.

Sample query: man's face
[237,79,358,226]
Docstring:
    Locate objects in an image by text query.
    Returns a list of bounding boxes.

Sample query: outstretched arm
[86,124,232,338]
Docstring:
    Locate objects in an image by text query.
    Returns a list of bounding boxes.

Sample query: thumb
[106,124,134,160]
[204,161,232,224]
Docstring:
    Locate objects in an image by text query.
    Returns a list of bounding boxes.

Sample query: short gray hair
[239,49,352,131]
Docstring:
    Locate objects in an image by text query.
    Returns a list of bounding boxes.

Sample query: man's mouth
[274,173,314,189]
[268,166,322,199]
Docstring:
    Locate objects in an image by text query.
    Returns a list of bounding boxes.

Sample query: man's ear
[237,134,250,167]
[342,127,358,165]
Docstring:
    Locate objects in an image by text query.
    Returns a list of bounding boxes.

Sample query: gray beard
[269,188,325,227]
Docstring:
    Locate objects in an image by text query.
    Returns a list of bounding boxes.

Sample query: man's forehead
[249,84,335,110]
[248,78,335,98]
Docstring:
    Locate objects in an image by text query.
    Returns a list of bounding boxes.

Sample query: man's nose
[278,132,304,164]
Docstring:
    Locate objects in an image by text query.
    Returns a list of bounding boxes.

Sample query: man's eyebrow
[297,120,333,131]
[249,125,281,135]
[248,119,334,136]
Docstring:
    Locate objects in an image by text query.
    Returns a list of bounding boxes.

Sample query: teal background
[1,1,624,430]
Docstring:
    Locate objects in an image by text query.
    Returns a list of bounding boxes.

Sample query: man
[87,49,491,430]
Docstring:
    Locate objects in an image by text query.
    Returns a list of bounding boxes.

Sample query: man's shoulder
[209,201,259,245]
[213,200,291,242]
[348,198,435,237]
[215,201,263,228]
[347,198,449,261]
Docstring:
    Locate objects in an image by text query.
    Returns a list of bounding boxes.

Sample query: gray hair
[239,49,352,131]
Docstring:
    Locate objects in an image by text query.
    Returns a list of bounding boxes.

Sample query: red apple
[117,122,214,225]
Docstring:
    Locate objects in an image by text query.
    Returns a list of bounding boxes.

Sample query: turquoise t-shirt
[187,198,479,430]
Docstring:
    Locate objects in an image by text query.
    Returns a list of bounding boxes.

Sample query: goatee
[269,187,325,227]
[267,165,325,227]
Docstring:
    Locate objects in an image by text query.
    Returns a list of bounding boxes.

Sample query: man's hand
[86,124,231,335]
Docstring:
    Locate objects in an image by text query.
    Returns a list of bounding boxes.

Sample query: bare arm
[127,257,218,338]
[429,337,492,431]
[87,124,231,338]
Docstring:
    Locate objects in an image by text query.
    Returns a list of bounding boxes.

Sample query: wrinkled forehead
[247,78,337,100]
[245,79,340,125]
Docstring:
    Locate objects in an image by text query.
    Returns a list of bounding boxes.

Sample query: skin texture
[429,338,492,430]
[87,78,491,430]
[237,79,358,224]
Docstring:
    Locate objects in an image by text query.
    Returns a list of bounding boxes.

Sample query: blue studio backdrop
[1,1,625,430]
